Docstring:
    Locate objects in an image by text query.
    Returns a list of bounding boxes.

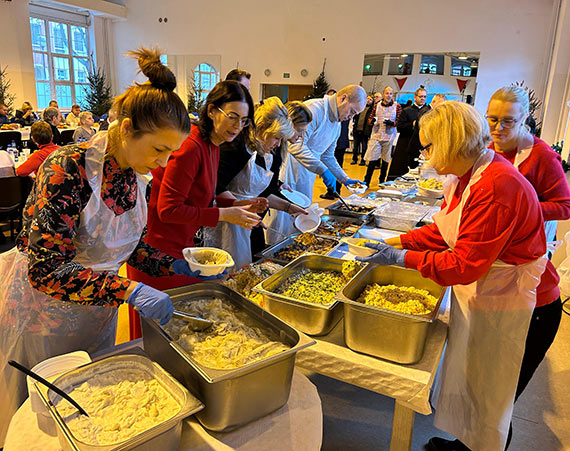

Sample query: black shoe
[320,192,336,200]
[425,437,470,451]
[359,160,366,166]
[350,160,358,165]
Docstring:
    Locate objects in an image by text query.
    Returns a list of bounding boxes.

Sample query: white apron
[512,144,558,246]
[432,149,547,451]
[204,150,273,270]
[0,132,150,445]
[364,102,398,162]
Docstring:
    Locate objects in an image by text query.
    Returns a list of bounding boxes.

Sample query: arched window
[194,63,219,101]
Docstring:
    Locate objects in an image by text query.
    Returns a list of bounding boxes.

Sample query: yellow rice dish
[357,284,437,315]
[419,178,443,190]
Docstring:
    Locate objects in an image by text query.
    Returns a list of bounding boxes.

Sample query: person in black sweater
[42,107,63,146]
[14,102,38,127]
[351,95,375,165]
[388,88,429,179]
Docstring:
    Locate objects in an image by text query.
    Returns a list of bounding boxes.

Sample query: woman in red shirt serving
[127,80,262,290]
[358,101,548,451]
[486,85,568,448]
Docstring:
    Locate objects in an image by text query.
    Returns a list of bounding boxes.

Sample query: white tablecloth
[4,370,322,451]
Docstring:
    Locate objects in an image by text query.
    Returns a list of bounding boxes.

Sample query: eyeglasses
[217,107,251,128]
[419,142,432,158]
[485,116,519,129]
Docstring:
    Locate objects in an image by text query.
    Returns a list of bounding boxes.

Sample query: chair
[0,176,24,241]
[0,131,23,151]
[60,129,75,145]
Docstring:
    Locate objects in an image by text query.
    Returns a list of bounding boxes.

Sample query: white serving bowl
[294,212,321,233]
[183,247,235,276]
[346,183,367,195]
[341,237,380,258]
[417,186,444,198]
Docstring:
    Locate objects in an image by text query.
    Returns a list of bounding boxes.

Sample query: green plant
[187,76,204,114]
[81,58,113,118]
[305,59,330,100]
[0,66,16,114]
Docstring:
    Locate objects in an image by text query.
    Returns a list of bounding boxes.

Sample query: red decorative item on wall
[456,78,469,93]
[394,77,407,90]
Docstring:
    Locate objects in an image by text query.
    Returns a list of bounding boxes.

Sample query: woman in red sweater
[15,121,59,177]
[485,85,567,448]
[358,102,548,451]
[127,81,262,291]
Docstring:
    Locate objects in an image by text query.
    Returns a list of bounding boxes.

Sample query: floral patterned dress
[0,139,176,444]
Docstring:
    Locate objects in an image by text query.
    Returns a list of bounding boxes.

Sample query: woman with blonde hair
[358,101,549,451]
[14,101,38,127]
[486,85,568,448]
[208,96,307,268]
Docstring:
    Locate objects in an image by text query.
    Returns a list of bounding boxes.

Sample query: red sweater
[16,143,59,177]
[127,126,234,290]
[401,154,557,307]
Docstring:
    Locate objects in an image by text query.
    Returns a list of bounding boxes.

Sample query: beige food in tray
[419,178,443,190]
[273,233,337,262]
[224,261,283,305]
[56,370,180,446]
[357,284,437,315]
[193,251,228,265]
[165,298,290,370]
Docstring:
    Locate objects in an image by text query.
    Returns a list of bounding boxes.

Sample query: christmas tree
[81,61,113,118]
[187,76,204,114]
[0,66,16,114]
[306,59,330,99]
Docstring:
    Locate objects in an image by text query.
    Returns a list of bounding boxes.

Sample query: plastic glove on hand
[383,119,395,127]
[320,169,337,191]
[127,283,174,325]
[344,178,365,187]
[355,241,407,267]
[172,259,228,280]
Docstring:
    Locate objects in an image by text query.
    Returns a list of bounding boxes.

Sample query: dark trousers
[352,130,369,162]
[505,297,563,449]
[364,159,389,186]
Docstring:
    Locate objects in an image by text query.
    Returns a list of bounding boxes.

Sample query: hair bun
[128,47,176,92]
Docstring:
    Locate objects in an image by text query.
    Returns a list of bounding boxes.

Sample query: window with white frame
[30,16,90,110]
[194,63,219,102]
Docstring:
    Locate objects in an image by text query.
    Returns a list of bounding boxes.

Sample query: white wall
[0,1,36,111]
[112,0,558,116]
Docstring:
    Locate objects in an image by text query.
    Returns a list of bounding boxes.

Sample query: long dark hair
[112,47,191,140]
[197,80,254,141]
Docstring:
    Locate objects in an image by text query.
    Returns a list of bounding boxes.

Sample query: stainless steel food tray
[314,214,362,239]
[326,200,376,222]
[402,194,442,207]
[142,283,314,432]
[41,354,204,451]
[336,264,446,364]
[255,233,340,264]
[373,200,433,231]
[252,254,365,336]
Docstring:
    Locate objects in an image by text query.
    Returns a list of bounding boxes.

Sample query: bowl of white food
[183,247,235,276]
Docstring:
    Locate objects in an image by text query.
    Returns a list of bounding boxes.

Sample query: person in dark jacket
[321,119,350,199]
[388,88,428,179]
[407,93,447,169]
[351,95,375,166]
[14,102,38,127]
[42,107,63,146]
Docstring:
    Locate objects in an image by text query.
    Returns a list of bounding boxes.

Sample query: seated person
[16,121,59,177]
[72,112,96,142]
[65,104,81,126]
[42,107,63,145]
[0,103,15,127]
[14,102,38,127]
[0,149,15,178]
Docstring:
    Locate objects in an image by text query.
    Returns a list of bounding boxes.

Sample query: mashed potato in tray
[56,369,180,446]
[164,298,290,370]
[357,284,437,315]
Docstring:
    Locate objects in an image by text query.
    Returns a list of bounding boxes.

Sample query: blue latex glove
[320,169,337,191]
[344,178,365,187]
[355,241,408,267]
[172,259,228,280]
[127,283,174,325]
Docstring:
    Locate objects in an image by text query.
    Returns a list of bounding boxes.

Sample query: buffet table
[4,343,323,451]
[296,291,449,451]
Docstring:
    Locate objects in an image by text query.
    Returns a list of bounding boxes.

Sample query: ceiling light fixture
[401,54,408,57]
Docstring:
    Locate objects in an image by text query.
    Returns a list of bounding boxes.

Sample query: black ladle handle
[8,360,89,417]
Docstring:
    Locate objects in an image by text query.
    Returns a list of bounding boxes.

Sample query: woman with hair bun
[127,80,262,290]
[206,96,308,269]
[0,47,199,444]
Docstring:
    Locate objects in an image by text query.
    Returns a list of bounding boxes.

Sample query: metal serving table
[4,340,323,451]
